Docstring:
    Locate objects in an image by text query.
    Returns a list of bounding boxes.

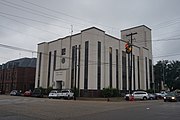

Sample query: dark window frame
[97,41,101,90]
[84,41,89,89]
[122,51,127,90]
[109,47,112,88]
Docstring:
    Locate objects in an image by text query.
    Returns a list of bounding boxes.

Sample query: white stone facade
[35,25,153,97]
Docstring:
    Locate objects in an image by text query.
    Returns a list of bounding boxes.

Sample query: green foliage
[154,60,180,91]
[72,87,79,97]
[173,80,180,90]
[146,89,154,93]
[46,87,53,95]
[102,88,119,98]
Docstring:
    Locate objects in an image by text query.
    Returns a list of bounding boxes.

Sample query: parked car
[10,90,21,96]
[32,88,44,98]
[155,91,167,99]
[24,90,32,97]
[48,90,61,99]
[58,89,74,99]
[132,91,149,100]
[125,91,149,100]
[148,93,156,100]
[164,90,180,102]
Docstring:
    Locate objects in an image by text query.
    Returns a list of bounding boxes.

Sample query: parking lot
[0,95,180,120]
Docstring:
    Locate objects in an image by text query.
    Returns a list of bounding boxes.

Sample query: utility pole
[126,32,137,93]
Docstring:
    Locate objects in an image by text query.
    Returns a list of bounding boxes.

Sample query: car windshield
[167,92,175,96]
[12,90,17,92]
[33,89,41,93]
[50,90,57,93]
[62,90,69,93]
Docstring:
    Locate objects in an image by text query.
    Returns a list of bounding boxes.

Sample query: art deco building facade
[35,25,153,97]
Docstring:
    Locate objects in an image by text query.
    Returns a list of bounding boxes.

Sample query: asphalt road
[0,95,180,120]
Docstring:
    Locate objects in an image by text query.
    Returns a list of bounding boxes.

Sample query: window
[149,59,153,89]
[122,51,127,90]
[77,45,81,90]
[137,56,140,89]
[145,57,148,89]
[53,50,57,70]
[84,41,89,89]
[116,49,119,90]
[133,55,135,90]
[61,48,66,55]
[37,52,42,87]
[47,52,51,87]
[109,47,112,88]
[97,41,101,90]
[71,46,75,89]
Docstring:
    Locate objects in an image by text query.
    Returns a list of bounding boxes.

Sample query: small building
[0,58,36,93]
[35,25,153,97]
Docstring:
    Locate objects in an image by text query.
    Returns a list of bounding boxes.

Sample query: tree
[154,60,180,91]
[154,60,168,91]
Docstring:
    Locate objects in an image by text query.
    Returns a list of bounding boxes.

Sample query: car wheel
[67,95,70,100]
[125,96,129,101]
[143,97,147,100]
[164,99,166,102]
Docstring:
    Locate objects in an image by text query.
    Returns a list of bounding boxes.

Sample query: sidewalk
[77,97,125,102]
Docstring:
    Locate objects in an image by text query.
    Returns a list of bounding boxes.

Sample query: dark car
[148,93,156,100]
[164,90,180,102]
[24,90,32,97]
[32,88,44,98]
[10,90,22,96]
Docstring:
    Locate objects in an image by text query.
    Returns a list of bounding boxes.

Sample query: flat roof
[121,25,151,32]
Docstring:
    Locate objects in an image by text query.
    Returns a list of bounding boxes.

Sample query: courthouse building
[35,25,153,97]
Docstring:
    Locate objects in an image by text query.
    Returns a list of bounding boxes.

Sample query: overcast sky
[1,0,180,64]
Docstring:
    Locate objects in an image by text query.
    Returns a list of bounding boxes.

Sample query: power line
[20,0,120,30]
[0,12,70,30]
[0,0,85,27]
[0,24,47,40]
[0,14,62,37]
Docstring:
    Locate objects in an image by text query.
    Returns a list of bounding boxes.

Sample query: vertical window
[77,45,81,90]
[61,48,66,55]
[137,56,140,89]
[149,59,153,89]
[84,41,89,89]
[71,46,75,89]
[74,45,77,90]
[37,52,42,87]
[97,41,101,90]
[145,57,148,89]
[47,51,51,87]
[53,50,56,70]
[133,55,135,90]
[109,47,112,88]
[116,49,119,90]
[122,51,127,90]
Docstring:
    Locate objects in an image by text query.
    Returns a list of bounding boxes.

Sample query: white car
[132,91,149,100]
[125,91,149,100]
[58,89,74,99]
[48,90,61,99]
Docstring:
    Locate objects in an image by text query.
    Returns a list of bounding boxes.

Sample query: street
[0,95,180,120]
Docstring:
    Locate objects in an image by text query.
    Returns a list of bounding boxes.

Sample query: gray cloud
[1,0,180,64]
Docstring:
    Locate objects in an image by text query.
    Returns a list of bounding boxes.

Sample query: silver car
[48,90,61,99]
[132,91,149,100]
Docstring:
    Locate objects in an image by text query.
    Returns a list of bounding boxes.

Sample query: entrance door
[56,81,63,90]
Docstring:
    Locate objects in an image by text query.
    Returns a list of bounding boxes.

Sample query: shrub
[102,88,119,98]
